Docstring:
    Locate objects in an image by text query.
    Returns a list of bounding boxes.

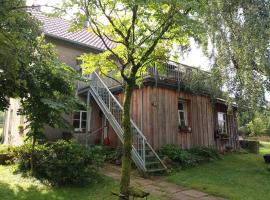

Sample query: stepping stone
[169,191,195,200]
[200,196,227,200]
[182,189,208,198]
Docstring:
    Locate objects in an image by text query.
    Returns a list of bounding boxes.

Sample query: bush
[239,140,259,154]
[157,144,221,169]
[188,146,221,161]
[103,146,123,165]
[157,144,197,168]
[14,140,105,185]
[0,145,16,165]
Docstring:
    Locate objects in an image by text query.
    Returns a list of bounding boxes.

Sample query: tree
[57,0,205,198]
[0,0,81,172]
[55,0,270,198]
[201,0,270,112]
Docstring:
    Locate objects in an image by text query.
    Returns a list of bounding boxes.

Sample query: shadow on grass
[0,176,118,200]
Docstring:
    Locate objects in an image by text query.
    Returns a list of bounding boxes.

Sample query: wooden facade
[104,85,238,151]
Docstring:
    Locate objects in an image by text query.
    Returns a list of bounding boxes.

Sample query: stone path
[102,165,226,200]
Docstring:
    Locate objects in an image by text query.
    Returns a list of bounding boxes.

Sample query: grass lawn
[167,142,270,200]
[0,165,164,200]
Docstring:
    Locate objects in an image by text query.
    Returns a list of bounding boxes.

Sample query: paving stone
[144,184,167,197]
[102,164,227,200]
[169,191,195,200]
[181,189,208,198]
[155,181,187,193]
[199,196,227,200]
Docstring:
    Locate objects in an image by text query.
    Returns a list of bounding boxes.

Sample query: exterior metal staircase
[88,72,167,173]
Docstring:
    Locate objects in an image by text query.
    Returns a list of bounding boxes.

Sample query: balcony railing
[77,61,212,92]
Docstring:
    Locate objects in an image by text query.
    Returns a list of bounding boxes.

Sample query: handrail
[88,71,166,172]
[91,72,147,141]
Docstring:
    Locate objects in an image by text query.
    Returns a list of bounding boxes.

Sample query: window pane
[180,112,185,120]
[178,102,184,110]
[180,120,186,127]
[82,112,87,120]
[81,121,86,128]
[73,120,80,128]
[218,113,224,121]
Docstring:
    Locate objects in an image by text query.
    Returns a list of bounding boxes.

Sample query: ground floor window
[218,112,227,134]
[73,111,87,132]
[178,100,188,128]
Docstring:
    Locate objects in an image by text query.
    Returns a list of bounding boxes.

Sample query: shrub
[103,146,123,165]
[0,145,16,165]
[158,144,221,169]
[188,146,221,161]
[157,144,197,168]
[239,140,259,154]
[14,140,105,185]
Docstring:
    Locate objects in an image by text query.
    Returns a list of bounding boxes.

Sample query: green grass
[260,141,270,155]
[167,143,270,200]
[0,165,163,200]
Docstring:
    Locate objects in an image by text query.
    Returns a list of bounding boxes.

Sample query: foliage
[247,117,267,136]
[202,0,270,111]
[157,144,221,169]
[188,147,221,161]
[14,140,105,186]
[0,0,81,143]
[239,140,260,154]
[181,69,223,100]
[57,0,207,196]
[103,146,123,165]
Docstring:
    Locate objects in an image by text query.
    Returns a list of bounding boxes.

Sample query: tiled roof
[29,9,116,51]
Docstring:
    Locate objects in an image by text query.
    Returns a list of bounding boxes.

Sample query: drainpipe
[85,91,91,146]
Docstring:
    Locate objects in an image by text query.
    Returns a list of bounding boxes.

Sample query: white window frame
[73,110,87,132]
[217,112,227,134]
[178,100,188,127]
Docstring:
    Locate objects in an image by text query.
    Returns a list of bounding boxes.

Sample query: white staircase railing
[88,72,166,173]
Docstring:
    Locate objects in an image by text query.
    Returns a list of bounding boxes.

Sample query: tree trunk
[30,136,36,175]
[120,83,134,200]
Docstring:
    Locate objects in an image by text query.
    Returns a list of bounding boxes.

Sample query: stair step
[145,161,161,166]
[147,168,167,173]
[90,72,166,173]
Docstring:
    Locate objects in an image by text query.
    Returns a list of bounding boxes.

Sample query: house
[2,9,239,172]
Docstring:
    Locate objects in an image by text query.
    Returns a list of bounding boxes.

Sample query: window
[218,112,227,134]
[73,111,87,132]
[178,100,188,127]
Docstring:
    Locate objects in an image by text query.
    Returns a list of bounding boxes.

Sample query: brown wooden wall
[107,86,238,151]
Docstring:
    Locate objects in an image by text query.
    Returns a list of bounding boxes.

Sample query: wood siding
[107,86,238,151]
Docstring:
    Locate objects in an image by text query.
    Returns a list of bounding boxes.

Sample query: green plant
[188,147,221,161]
[0,145,16,165]
[14,140,105,185]
[157,144,197,168]
[104,146,123,165]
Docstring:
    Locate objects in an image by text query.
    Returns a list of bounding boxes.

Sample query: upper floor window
[73,110,87,132]
[218,112,227,134]
[178,100,188,127]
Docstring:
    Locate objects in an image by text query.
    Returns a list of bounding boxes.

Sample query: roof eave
[44,32,105,52]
